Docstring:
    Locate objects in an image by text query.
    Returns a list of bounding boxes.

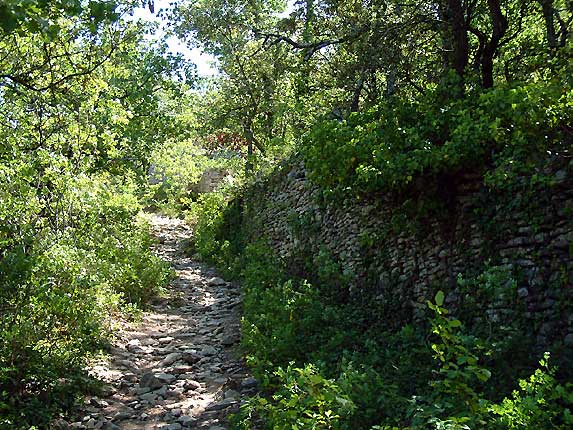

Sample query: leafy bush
[147,137,245,215]
[242,276,326,375]
[303,81,572,195]
[147,138,211,212]
[187,189,248,277]
[407,293,491,429]
[189,191,232,261]
[191,175,573,430]
[490,353,573,430]
[234,363,356,430]
[232,248,573,430]
[0,173,171,428]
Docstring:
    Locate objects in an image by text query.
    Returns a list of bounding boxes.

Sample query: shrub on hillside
[303,81,572,195]
[0,173,171,428]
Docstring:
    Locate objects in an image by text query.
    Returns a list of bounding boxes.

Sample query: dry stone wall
[240,155,573,350]
[193,168,231,194]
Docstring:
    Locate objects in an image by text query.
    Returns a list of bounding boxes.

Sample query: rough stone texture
[62,215,254,430]
[193,168,232,194]
[239,155,573,349]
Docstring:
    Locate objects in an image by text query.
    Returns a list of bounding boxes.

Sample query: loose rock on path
[67,214,256,430]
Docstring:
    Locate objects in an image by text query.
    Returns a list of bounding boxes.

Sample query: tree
[173,0,298,161]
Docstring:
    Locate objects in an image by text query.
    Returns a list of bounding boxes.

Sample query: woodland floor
[65,215,255,430]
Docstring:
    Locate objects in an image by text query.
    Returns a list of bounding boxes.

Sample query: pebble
[172,364,194,374]
[221,334,238,346]
[224,389,240,399]
[184,379,201,390]
[241,377,258,389]
[177,415,194,426]
[205,399,238,411]
[181,351,201,364]
[65,215,256,429]
[207,277,227,286]
[126,339,141,352]
[135,386,151,395]
[139,392,158,402]
[89,398,109,408]
[161,352,183,366]
[140,372,163,390]
[113,410,132,421]
[156,372,177,383]
[201,345,218,356]
[159,424,182,430]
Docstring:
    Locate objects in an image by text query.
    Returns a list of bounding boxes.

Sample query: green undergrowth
[0,173,172,429]
[236,253,573,430]
[185,63,573,429]
[189,195,573,430]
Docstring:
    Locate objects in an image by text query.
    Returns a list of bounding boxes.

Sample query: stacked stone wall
[240,156,573,348]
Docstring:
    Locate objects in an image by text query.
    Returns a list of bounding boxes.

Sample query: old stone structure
[194,168,231,194]
[238,155,573,351]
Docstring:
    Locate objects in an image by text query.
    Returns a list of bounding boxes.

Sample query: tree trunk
[441,0,469,79]
[244,122,254,174]
[303,0,314,42]
[538,0,558,49]
[481,0,508,88]
[386,67,397,98]
[350,74,365,112]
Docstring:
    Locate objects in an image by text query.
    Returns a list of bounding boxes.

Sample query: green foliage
[242,276,325,375]
[335,358,409,430]
[410,293,491,428]
[313,247,354,294]
[238,242,286,291]
[4,0,570,428]
[303,80,572,196]
[178,1,573,429]
[172,0,298,159]
[234,363,356,430]
[0,173,171,428]
[490,353,573,429]
[148,138,211,212]
[0,0,118,35]
[457,265,517,303]
[189,191,232,261]
[147,136,245,216]
[171,0,573,175]
[192,187,573,430]
[0,5,185,424]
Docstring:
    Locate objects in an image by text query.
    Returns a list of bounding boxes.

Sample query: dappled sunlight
[66,215,254,429]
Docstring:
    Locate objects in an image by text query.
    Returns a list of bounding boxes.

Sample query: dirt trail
[67,214,255,430]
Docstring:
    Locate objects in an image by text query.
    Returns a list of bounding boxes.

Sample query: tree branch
[255,31,351,60]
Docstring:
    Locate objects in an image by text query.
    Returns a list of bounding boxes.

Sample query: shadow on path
[68,215,256,430]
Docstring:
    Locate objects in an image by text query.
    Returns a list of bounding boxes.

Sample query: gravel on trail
[64,214,256,430]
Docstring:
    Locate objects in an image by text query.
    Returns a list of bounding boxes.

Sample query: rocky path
[67,215,255,430]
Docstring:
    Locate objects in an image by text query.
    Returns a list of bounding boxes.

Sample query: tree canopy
[169,0,571,167]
